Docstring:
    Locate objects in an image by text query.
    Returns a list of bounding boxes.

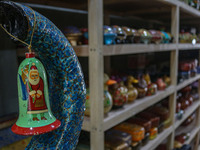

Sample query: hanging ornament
[12,52,61,135]
[0,6,61,135]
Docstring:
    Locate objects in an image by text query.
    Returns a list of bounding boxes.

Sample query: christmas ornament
[138,29,152,44]
[126,76,138,102]
[112,25,126,44]
[64,26,82,46]
[109,76,128,109]
[143,73,157,96]
[0,5,61,135]
[0,1,86,149]
[104,25,117,45]
[12,52,61,135]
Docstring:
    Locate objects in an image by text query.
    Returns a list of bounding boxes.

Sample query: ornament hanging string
[0,6,36,53]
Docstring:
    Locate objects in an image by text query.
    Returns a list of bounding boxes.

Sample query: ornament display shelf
[74,44,177,57]
[0,119,16,130]
[12,0,200,150]
[82,86,175,132]
[178,44,200,51]
[185,126,200,144]
[142,126,173,150]
[0,114,17,130]
[175,116,200,147]
[17,44,200,57]
[82,75,200,132]
[74,44,200,57]
[177,75,200,91]
[175,100,200,129]
[162,0,200,17]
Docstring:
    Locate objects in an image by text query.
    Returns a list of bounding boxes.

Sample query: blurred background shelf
[82,86,175,131]
[177,75,200,91]
[185,126,200,144]
[142,126,173,150]
[175,101,200,129]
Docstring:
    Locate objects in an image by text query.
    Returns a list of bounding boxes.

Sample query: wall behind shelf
[0,30,18,117]
[109,15,171,30]
[34,8,88,29]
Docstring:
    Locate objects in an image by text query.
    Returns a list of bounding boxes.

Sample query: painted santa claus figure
[27,63,48,121]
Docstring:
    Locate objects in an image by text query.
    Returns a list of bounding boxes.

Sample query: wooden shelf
[82,116,90,132]
[142,126,173,150]
[77,77,200,132]
[16,43,200,57]
[161,0,200,17]
[74,44,177,57]
[185,126,200,144]
[81,86,175,132]
[178,44,200,50]
[177,75,200,91]
[74,43,200,56]
[175,101,200,129]
[103,44,177,56]
[103,86,175,131]
[73,45,89,57]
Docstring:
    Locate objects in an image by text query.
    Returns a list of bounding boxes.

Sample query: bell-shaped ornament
[12,52,61,135]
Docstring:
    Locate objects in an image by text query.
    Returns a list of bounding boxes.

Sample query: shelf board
[17,43,200,57]
[74,45,89,57]
[82,116,90,132]
[185,126,200,144]
[177,75,200,91]
[178,44,200,50]
[103,44,177,56]
[161,0,200,17]
[175,100,200,129]
[74,44,177,57]
[103,86,175,131]
[74,43,200,56]
[16,44,177,57]
[81,86,175,132]
[142,126,173,150]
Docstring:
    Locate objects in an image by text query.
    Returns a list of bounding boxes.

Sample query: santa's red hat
[30,63,38,70]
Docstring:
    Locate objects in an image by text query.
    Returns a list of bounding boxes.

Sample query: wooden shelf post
[194,53,200,150]
[168,5,180,150]
[88,0,104,149]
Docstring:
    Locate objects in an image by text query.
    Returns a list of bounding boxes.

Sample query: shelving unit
[177,75,200,91]
[185,127,200,144]
[175,101,200,129]
[82,85,175,131]
[86,0,200,150]
[86,0,200,149]
[17,43,200,57]
[142,126,173,150]
[13,0,200,149]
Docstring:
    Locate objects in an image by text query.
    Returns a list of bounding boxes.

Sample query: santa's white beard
[29,77,40,85]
